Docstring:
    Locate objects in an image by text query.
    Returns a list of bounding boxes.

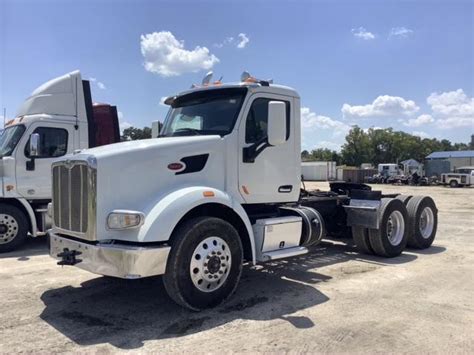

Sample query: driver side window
[245,98,290,144]
[24,127,68,158]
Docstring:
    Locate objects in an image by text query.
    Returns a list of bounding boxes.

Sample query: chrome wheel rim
[386,210,405,246]
[0,214,19,245]
[190,236,232,293]
[419,207,434,239]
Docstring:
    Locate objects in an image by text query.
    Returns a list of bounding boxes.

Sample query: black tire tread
[163,216,243,311]
[406,195,438,249]
[0,203,29,253]
[369,198,408,257]
[352,226,373,254]
[396,195,412,205]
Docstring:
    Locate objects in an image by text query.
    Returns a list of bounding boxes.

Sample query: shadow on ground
[0,236,48,260]
[39,238,442,349]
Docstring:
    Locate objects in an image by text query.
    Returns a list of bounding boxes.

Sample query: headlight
[107,210,145,230]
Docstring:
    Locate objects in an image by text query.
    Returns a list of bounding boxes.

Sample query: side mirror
[267,101,286,146]
[29,133,40,157]
[151,121,163,138]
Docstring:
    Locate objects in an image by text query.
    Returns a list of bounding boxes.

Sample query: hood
[74,135,223,160]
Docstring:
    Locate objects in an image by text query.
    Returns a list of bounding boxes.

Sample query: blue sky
[1,0,473,151]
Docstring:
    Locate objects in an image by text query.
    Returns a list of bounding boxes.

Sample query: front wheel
[449,180,458,188]
[163,216,243,311]
[0,204,29,253]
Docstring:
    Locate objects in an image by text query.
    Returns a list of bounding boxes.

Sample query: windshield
[0,125,26,157]
[160,88,247,137]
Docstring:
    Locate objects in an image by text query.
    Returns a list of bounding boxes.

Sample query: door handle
[278,185,293,193]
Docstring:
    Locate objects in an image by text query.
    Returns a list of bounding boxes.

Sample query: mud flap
[343,199,381,229]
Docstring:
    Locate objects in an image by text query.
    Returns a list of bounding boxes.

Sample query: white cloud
[403,114,434,127]
[342,95,419,119]
[301,107,351,136]
[214,33,249,49]
[427,89,474,129]
[300,107,351,151]
[351,27,375,40]
[236,33,249,48]
[363,126,383,133]
[88,77,106,90]
[117,111,132,133]
[389,27,414,38]
[214,36,234,48]
[412,131,430,139]
[140,31,219,77]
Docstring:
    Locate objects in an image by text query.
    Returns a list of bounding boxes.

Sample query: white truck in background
[0,71,121,252]
[440,166,474,187]
[48,72,439,310]
[378,163,400,178]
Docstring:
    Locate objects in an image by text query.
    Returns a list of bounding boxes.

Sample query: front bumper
[49,233,171,279]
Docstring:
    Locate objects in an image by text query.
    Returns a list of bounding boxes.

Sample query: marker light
[107,210,145,230]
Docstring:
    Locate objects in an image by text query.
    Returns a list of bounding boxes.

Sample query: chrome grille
[52,160,96,239]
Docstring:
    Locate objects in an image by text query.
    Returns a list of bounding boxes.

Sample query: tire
[449,180,458,188]
[0,203,29,253]
[406,196,438,249]
[352,226,373,255]
[396,195,412,206]
[163,216,243,311]
[369,198,409,257]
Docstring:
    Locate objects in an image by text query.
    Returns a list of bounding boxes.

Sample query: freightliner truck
[48,72,438,310]
[0,71,121,252]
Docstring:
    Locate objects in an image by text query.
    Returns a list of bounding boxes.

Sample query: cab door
[15,122,74,199]
[237,93,300,204]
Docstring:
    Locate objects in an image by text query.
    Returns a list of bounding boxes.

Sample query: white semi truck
[48,72,438,310]
[0,71,121,252]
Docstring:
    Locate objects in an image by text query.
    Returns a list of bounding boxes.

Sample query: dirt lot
[0,183,473,353]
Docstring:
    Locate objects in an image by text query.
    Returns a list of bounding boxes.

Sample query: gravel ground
[0,183,473,353]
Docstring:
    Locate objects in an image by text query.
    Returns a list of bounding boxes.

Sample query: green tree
[121,126,152,141]
[340,126,372,166]
[301,150,310,161]
[309,148,341,164]
[339,126,471,167]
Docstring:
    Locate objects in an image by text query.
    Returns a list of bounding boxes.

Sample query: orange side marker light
[203,191,215,197]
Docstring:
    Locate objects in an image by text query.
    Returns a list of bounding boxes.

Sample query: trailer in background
[336,166,378,183]
[301,161,336,181]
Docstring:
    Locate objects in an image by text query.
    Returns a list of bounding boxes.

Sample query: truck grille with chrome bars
[52,159,96,240]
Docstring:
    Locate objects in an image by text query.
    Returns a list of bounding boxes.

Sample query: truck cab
[0,71,120,252]
[48,72,439,310]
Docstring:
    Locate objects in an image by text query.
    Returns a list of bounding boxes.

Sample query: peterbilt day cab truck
[0,71,120,252]
[48,72,439,311]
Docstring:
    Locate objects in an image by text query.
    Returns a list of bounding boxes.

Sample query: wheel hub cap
[386,210,405,246]
[419,207,434,239]
[0,214,19,245]
[190,236,232,292]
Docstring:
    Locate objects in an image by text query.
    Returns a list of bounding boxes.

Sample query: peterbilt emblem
[64,160,73,169]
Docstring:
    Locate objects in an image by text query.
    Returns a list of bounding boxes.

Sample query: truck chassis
[50,182,438,310]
